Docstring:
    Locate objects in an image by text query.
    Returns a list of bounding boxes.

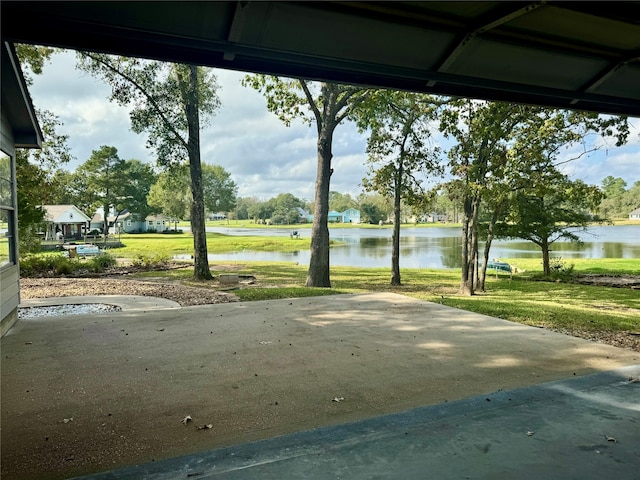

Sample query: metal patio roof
[2,1,639,116]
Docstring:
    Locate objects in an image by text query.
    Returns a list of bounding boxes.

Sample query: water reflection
[201,225,639,269]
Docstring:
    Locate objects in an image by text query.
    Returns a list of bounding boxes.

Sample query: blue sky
[27,49,639,201]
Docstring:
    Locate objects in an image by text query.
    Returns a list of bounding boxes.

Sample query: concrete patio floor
[75,365,640,480]
[2,293,639,479]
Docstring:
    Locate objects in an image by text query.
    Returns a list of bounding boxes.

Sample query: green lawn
[108,232,327,258]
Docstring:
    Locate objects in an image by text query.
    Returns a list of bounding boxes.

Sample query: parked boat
[485,261,512,273]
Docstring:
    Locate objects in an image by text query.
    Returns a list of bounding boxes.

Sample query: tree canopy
[74,146,156,233]
[439,99,629,293]
[498,175,604,275]
[598,176,640,219]
[328,191,357,213]
[147,163,237,222]
[202,164,238,214]
[147,166,191,223]
[15,110,74,252]
[14,46,72,252]
[356,90,442,285]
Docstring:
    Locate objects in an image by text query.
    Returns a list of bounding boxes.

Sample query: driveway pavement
[2,293,638,479]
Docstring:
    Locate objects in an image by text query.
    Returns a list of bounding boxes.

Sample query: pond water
[199,225,639,269]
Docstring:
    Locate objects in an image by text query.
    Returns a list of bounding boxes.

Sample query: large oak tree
[73,146,156,237]
[243,76,368,287]
[77,53,220,279]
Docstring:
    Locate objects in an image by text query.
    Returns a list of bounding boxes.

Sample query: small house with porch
[629,208,640,220]
[145,214,172,233]
[342,208,361,224]
[305,208,362,224]
[327,210,343,223]
[42,205,91,241]
[296,207,313,223]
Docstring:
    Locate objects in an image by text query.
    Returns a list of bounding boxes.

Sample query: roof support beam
[580,53,640,94]
[224,1,249,61]
[431,2,547,80]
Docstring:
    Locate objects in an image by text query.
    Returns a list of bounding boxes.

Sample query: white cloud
[564,147,640,187]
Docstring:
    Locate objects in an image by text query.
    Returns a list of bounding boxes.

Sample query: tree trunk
[103,202,109,241]
[541,238,551,276]
[306,122,334,287]
[460,194,480,295]
[478,208,500,292]
[479,235,491,292]
[470,198,480,291]
[469,221,478,295]
[460,194,481,295]
[391,163,402,286]
[460,197,473,295]
[184,65,212,280]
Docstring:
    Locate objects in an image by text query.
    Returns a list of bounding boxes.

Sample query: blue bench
[485,260,513,279]
[75,244,101,256]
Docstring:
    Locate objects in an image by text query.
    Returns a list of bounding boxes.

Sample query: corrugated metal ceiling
[2,1,639,115]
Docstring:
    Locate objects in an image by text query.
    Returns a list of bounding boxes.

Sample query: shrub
[549,257,574,276]
[18,228,43,254]
[20,253,79,276]
[54,257,76,275]
[131,253,170,269]
[529,256,575,282]
[87,252,117,273]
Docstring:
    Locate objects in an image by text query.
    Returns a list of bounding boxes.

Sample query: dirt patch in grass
[20,277,238,307]
[574,274,640,289]
[19,262,261,307]
[550,326,640,352]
